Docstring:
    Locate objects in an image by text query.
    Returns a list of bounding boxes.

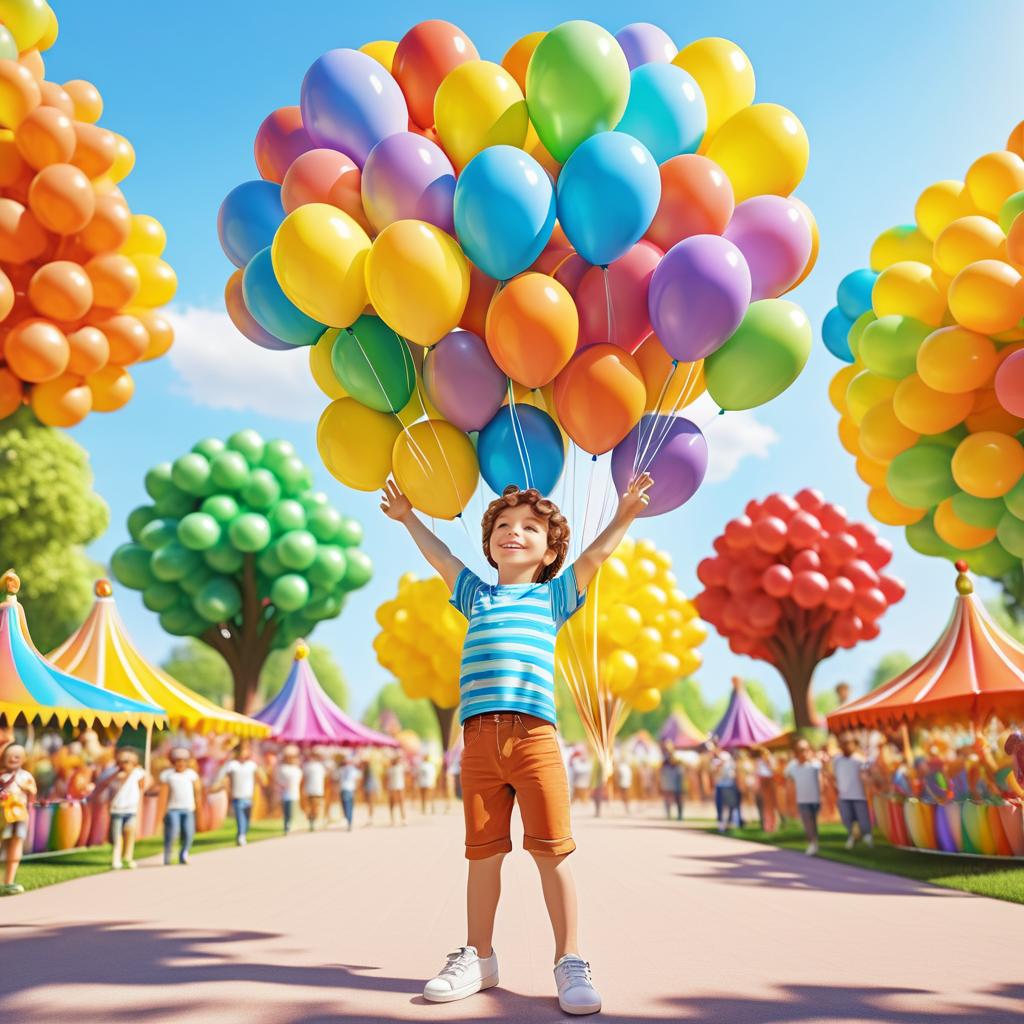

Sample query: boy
[785,738,823,855]
[0,743,36,896]
[382,472,652,1015]
[217,741,265,846]
[832,733,873,850]
[105,747,148,868]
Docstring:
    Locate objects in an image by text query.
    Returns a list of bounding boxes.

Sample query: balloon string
[602,266,616,347]
[633,359,679,476]
[636,360,702,476]
[505,379,535,491]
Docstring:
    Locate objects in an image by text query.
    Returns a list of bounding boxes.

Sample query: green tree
[867,651,914,691]
[0,408,108,652]
[363,682,440,744]
[111,430,372,713]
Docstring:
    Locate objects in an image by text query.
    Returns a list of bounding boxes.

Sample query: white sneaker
[125,860,137,870]
[554,954,602,1015]
[112,859,123,870]
[844,835,856,850]
[423,946,498,1003]
[805,841,818,856]
[863,833,874,848]
[238,835,247,846]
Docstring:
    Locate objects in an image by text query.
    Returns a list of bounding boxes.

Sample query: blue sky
[40,1,1024,717]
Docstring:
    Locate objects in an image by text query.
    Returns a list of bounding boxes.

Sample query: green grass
[701,820,1024,905]
[14,817,287,893]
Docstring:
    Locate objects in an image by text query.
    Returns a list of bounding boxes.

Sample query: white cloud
[167,307,321,422]
[687,393,779,483]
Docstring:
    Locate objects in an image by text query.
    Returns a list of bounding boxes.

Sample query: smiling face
[2,744,25,771]
[488,503,557,583]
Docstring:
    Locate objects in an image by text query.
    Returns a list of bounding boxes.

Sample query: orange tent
[828,562,1024,732]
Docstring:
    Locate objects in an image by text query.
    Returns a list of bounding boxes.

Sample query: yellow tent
[48,580,270,738]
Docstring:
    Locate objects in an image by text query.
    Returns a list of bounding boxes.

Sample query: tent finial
[954,559,973,596]
[2,569,20,597]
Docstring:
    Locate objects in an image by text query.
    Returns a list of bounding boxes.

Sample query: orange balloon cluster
[0,6,176,427]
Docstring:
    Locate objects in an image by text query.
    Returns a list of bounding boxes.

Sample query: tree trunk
[431,703,457,752]
[768,619,828,732]
[780,657,817,731]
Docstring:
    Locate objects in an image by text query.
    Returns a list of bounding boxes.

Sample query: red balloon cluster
[695,488,906,667]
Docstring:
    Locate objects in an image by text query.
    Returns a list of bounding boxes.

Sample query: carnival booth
[828,563,1024,858]
[658,709,708,750]
[711,678,782,749]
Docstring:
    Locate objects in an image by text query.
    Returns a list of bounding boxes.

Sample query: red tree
[695,489,906,730]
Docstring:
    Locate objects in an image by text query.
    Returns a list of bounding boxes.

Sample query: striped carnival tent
[711,677,782,749]
[658,708,707,749]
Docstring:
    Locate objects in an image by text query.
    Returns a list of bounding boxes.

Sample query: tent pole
[144,721,153,779]
[900,722,913,765]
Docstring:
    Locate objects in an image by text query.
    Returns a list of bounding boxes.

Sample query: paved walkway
[1,807,1021,1023]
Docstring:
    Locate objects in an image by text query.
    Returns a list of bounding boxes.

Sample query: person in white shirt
[218,741,265,846]
[160,748,201,865]
[276,745,303,835]
[386,752,407,826]
[785,739,823,855]
[710,745,740,832]
[415,756,438,814]
[614,756,633,814]
[302,751,327,831]
[832,734,874,850]
[334,753,363,831]
[0,743,36,896]
[105,748,148,869]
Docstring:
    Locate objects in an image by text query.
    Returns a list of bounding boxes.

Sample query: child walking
[386,751,407,826]
[786,738,823,855]
[832,734,874,849]
[218,741,264,846]
[302,749,327,830]
[276,745,303,835]
[0,743,36,896]
[382,471,652,1015]
[160,748,201,865]
[335,753,362,831]
[106,748,147,869]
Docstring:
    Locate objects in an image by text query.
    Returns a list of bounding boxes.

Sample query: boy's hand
[380,479,413,521]
[618,472,653,519]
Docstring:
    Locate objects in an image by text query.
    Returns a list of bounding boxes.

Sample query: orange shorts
[461,712,575,860]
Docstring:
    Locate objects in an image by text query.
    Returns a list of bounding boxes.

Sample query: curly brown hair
[481,486,570,584]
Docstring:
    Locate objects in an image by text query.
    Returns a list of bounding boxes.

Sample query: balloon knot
[671,359,679,368]
[592,454,598,462]
[718,408,726,416]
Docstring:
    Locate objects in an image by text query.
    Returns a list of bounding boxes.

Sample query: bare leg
[531,852,580,964]
[466,852,505,957]
[123,822,137,863]
[4,837,23,886]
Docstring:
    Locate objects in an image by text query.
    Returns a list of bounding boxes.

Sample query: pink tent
[253,644,397,747]
[711,678,782,750]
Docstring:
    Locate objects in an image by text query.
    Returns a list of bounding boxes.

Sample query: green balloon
[0,26,19,61]
[201,494,240,524]
[227,428,265,465]
[194,577,243,622]
[276,530,318,571]
[171,453,212,496]
[241,468,281,509]
[1004,477,1024,519]
[192,437,226,460]
[261,439,297,474]
[305,593,342,621]
[308,545,347,587]
[342,549,373,589]
[705,299,812,411]
[257,545,285,578]
[179,566,214,597]
[951,492,1005,529]
[998,190,1024,233]
[331,318,416,413]
[846,312,875,362]
[928,425,967,450]
[887,444,957,509]
[143,582,182,614]
[178,512,222,551]
[271,573,310,612]
[300,492,329,514]
[160,605,206,637]
[964,539,1019,577]
[997,511,1024,558]
[127,505,158,542]
[228,512,271,552]
[905,514,959,559]
[858,315,931,380]
[335,516,364,547]
[144,463,174,501]
[526,20,631,163]
[154,487,196,518]
[151,541,202,582]
[210,451,250,491]
[111,544,155,591]
[139,517,180,552]
[270,499,307,534]
[278,456,310,496]
[204,538,245,575]
[306,505,341,542]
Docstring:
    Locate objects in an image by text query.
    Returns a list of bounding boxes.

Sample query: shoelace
[558,959,592,985]
[439,948,476,977]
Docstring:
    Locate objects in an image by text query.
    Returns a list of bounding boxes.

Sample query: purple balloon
[723,196,813,301]
[615,23,677,69]
[423,330,507,432]
[301,49,408,167]
[611,415,708,518]
[648,234,751,362]
[361,132,457,235]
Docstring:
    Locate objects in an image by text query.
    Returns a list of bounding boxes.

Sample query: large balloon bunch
[823,120,1024,583]
[556,537,705,762]
[0,2,176,428]
[219,19,815,519]
[694,489,906,728]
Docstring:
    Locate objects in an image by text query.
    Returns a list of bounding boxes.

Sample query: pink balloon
[552,251,590,295]
[280,149,370,232]
[723,195,813,300]
[995,349,1024,417]
[576,241,662,352]
[224,269,291,351]
[792,571,829,609]
[762,564,793,597]
[254,106,316,184]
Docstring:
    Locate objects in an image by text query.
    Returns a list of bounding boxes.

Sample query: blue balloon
[615,64,706,164]
[822,305,855,363]
[218,181,284,269]
[242,248,325,348]
[837,268,878,321]
[453,146,556,282]
[478,404,565,496]
[557,132,661,267]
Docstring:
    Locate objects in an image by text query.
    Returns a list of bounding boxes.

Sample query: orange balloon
[867,487,926,527]
[915,326,998,394]
[0,196,46,261]
[4,318,69,382]
[393,20,480,129]
[634,332,705,412]
[855,453,889,489]
[28,162,95,234]
[485,272,578,387]
[62,80,102,124]
[30,373,92,427]
[84,253,140,308]
[1008,215,1024,268]
[501,31,545,92]
[65,325,109,376]
[952,431,1024,498]
[89,312,148,365]
[28,260,94,321]
[858,399,921,461]
[646,154,735,252]
[892,374,973,434]
[828,363,859,413]
[460,260,497,337]
[948,259,1024,334]
[130,254,177,306]
[934,497,996,549]
[38,81,73,117]
[79,193,131,254]
[134,309,174,361]
[0,366,22,417]
[965,392,1024,434]
[837,415,860,455]
[87,364,134,412]
[0,59,41,128]
[14,105,76,169]
[18,50,44,83]
[0,128,29,186]
[0,267,12,321]
[1008,120,1024,159]
[932,215,1006,278]
[554,344,646,455]
[279,148,370,232]
[70,122,116,179]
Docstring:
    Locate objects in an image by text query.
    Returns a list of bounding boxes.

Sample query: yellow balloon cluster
[372,573,466,709]
[825,120,1024,577]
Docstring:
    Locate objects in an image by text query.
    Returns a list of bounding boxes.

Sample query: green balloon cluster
[112,430,372,648]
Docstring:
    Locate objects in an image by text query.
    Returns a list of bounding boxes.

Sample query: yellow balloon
[845,370,897,424]
[828,363,860,413]
[109,134,135,183]
[933,216,1006,278]
[675,649,701,677]
[392,419,478,519]
[933,497,996,550]
[608,603,642,645]
[672,37,755,142]
[892,374,973,434]
[365,220,469,346]
[869,226,934,270]
[704,102,808,202]
[964,151,1024,217]
[434,60,529,170]
[872,261,946,326]
[948,259,1024,335]
[37,3,56,51]
[606,649,639,696]
[120,214,166,257]
[837,415,860,455]
[867,487,926,527]
[310,330,347,400]
[859,400,919,461]
[272,203,369,328]
[523,122,561,178]
[915,180,975,240]
[599,555,630,596]
[631,687,662,713]
[359,39,397,73]
[915,326,997,394]
[0,0,50,51]
[633,583,668,617]
[317,397,401,491]
[130,254,177,307]
[952,431,1024,498]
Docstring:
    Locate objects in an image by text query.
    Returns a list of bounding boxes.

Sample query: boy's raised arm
[380,479,465,591]
[572,473,653,592]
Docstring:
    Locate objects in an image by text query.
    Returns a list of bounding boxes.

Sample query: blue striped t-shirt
[450,566,587,725]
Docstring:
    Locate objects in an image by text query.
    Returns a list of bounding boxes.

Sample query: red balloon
[254,106,316,184]
[823,532,858,564]
[753,516,788,553]
[844,559,880,591]
[848,522,876,547]
[694,587,727,622]
[787,511,823,548]
[762,564,793,598]
[794,487,825,512]
[748,593,781,629]
[825,576,856,610]
[745,499,764,520]
[790,549,822,574]
[995,349,1024,418]
[745,548,776,571]
[863,540,894,570]
[792,571,829,609]
[763,493,800,520]
[855,587,888,620]
[552,252,590,295]
[879,575,906,604]
[722,601,746,632]
[818,504,849,532]
[646,154,735,251]
[724,515,754,548]
[394,20,480,129]
[861,621,881,641]
[727,564,760,594]
[696,557,722,587]
[576,241,661,353]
